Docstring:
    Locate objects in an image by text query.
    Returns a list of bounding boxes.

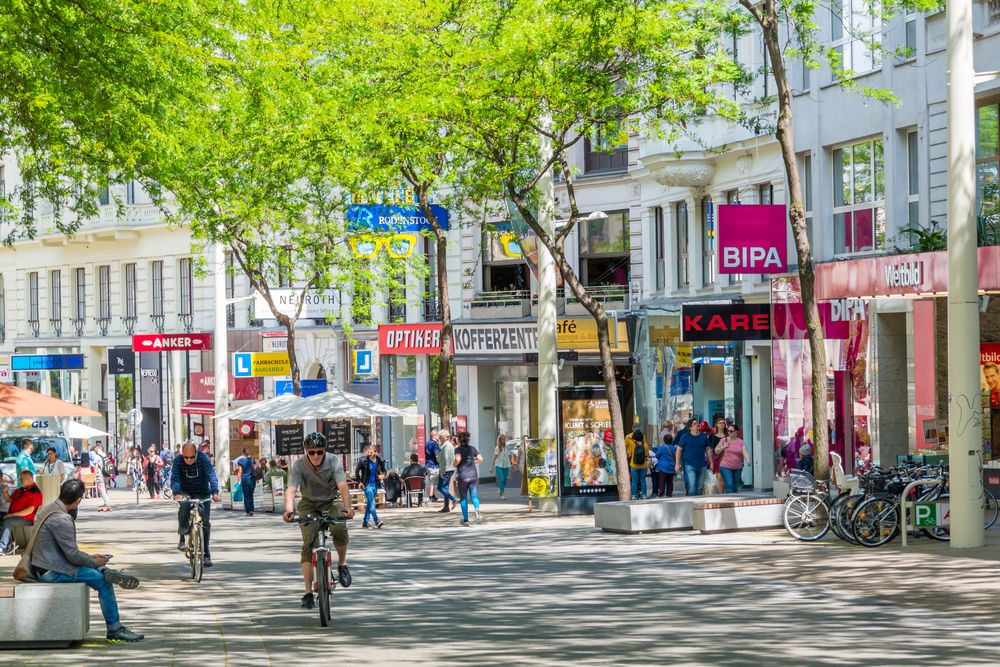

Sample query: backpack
[632,441,646,466]
[251,459,264,481]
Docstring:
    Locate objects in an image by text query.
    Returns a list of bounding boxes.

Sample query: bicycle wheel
[836,494,866,545]
[316,557,331,628]
[829,493,855,543]
[852,497,899,547]
[783,493,831,541]
[985,489,999,530]
[191,525,204,582]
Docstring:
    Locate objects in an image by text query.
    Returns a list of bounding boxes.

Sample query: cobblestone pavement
[4,486,1000,666]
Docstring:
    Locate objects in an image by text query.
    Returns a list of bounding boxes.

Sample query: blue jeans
[683,465,706,496]
[241,478,256,514]
[40,567,120,630]
[363,483,380,525]
[720,467,743,493]
[437,471,458,509]
[630,468,647,499]
[0,515,31,551]
[495,466,509,494]
[458,479,481,521]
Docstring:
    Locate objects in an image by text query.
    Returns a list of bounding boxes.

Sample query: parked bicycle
[295,513,347,627]
[782,469,831,541]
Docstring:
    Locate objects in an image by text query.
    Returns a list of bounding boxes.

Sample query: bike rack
[900,478,947,547]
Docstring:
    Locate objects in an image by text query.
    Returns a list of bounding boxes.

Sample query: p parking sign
[914,501,950,527]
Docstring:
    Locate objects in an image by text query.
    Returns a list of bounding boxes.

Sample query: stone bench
[0,582,90,649]
[692,497,786,533]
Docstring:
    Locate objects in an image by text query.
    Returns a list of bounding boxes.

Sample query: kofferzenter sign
[717,205,787,274]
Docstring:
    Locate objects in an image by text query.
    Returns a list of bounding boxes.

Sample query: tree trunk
[282,316,301,396]
[756,0,829,479]
[435,229,454,427]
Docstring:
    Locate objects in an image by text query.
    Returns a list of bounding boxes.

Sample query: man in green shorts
[282,432,356,609]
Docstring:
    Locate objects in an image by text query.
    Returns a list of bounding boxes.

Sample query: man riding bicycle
[283,432,356,609]
[170,442,220,568]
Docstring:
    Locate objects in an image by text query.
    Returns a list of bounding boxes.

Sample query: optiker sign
[884,261,924,289]
[717,205,788,274]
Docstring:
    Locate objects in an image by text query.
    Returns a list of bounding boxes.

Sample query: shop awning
[181,401,215,416]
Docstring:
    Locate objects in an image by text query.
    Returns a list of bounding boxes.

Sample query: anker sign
[681,304,772,342]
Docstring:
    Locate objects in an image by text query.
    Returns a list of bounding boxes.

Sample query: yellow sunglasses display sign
[498,233,522,258]
[349,233,418,258]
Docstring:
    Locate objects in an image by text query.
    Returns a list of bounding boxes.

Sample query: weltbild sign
[717,205,788,274]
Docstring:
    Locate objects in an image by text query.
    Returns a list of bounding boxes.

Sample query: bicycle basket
[788,469,817,491]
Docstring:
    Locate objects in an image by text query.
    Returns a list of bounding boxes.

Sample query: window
[50,270,61,321]
[124,263,137,319]
[482,227,529,293]
[831,0,882,75]
[675,201,689,288]
[0,276,5,343]
[126,181,137,205]
[74,268,86,319]
[276,247,293,288]
[977,104,1000,243]
[904,12,917,54]
[98,265,111,319]
[801,153,814,245]
[701,197,716,286]
[761,36,770,97]
[352,278,372,325]
[151,260,164,317]
[724,192,743,283]
[583,127,628,174]
[97,185,110,206]
[758,183,774,205]
[179,258,193,316]
[833,137,885,254]
[580,210,630,287]
[0,165,5,199]
[653,207,665,291]
[28,272,39,323]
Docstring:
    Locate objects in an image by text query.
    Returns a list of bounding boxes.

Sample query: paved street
[5,488,1000,666]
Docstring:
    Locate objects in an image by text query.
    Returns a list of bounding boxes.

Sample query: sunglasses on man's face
[182,455,196,460]
[307,449,326,457]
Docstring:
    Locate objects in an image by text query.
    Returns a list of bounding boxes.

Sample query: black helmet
[304,432,326,448]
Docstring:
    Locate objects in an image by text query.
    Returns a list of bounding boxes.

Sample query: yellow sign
[556,318,629,353]
[675,345,692,367]
[251,352,291,377]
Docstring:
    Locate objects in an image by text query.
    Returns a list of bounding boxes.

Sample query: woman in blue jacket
[651,433,678,498]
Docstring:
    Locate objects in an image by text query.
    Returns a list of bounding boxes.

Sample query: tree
[735,0,940,479]
[394,0,743,500]
[0,0,229,242]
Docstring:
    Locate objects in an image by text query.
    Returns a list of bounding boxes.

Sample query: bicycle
[295,513,347,627]
[179,498,212,582]
[782,469,831,541]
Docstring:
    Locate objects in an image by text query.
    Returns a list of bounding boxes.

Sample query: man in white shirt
[436,430,459,513]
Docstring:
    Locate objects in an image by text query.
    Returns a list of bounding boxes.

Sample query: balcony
[96,317,111,336]
[151,314,165,334]
[179,313,193,333]
[226,304,236,328]
[122,316,137,335]
[36,203,167,243]
[472,290,531,319]
[28,320,39,338]
[71,317,85,337]
[49,318,62,338]
[388,302,407,323]
[423,298,442,322]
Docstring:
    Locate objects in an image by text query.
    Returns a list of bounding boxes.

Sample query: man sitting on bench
[0,469,42,555]
[29,479,144,643]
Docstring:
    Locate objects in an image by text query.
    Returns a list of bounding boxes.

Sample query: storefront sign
[558,387,618,497]
[262,336,288,353]
[346,203,450,232]
[108,348,135,375]
[322,420,351,455]
[190,372,261,402]
[11,354,85,370]
[275,379,327,397]
[233,352,291,377]
[681,304,771,342]
[274,423,304,456]
[453,322,538,355]
[139,353,160,409]
[717,205,787,274]
[253,290,338,321]
[981,344,1000,409]
[0,366,10,383]
[378,323,445,355]
[884,260,924,289]
[771,300,866,340]
[675,345,692,367]
[132,333,212,352]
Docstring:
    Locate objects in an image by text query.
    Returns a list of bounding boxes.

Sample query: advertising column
[557,387,620,515]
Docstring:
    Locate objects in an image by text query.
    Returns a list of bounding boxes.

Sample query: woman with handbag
[715,424,750,494]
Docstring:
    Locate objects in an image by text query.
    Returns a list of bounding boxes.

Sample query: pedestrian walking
[625,429,649,500]
[424,428,441,502]
[160,444,175,491]
[675,418,715,496]
[436,430,459,513]
[715,424,750,493]
[453,431,484,526]
[354,444,386,528]
[144,447,163,499]
[234,447,259,516]
[127,449,143,494]
[651,433,677,497]
[90,444,113,512]
[492,434,511,499]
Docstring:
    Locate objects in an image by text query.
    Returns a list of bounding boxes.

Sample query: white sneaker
[475,511,483,525]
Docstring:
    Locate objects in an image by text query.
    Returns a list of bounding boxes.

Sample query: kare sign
[681,304,772,342]
[717,205,787,274]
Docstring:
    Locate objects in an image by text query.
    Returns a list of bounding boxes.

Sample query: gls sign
[717,205,788,274]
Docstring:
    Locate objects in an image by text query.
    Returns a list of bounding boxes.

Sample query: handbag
[13,505,62,582]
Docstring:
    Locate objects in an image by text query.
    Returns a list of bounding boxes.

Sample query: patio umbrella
[215,393,303,422]
[0,384,101,417]
[293,388,409,420]
[64,421,112,439]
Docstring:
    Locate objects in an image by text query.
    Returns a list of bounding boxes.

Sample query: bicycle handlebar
[295,514,347,527]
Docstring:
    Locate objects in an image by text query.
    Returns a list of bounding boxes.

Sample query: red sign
[681,304,771,342]
[717,205,787,274]
[770,300,867,340]
[133,333,212,351]
[378,323,445,355]
[189,371,260,402]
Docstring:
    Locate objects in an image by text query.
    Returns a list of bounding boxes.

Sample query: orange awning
[0,384,101,417]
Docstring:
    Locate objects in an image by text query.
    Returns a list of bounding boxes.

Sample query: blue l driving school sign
[347,204,449,232]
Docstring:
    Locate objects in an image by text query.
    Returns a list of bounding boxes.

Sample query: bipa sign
[717,205,787,274]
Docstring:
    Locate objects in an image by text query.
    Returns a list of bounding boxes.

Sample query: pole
[214,243,231,482]
[537,115,559,513]
[946,0,985,548]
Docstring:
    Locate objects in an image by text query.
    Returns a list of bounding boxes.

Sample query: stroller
[383,472,403,507]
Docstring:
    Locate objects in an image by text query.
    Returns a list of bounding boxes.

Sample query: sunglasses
[349,233,417,259]
[182,455,196,460]
[306,449,326,456]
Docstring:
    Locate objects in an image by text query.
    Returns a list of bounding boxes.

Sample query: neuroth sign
[717,205,787,274]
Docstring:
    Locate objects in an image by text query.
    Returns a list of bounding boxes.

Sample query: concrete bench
[692,497,786,533]
[594,497,702,534]
[0,582,90,649]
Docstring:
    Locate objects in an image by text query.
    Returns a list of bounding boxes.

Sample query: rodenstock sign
[717,205,787,274]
